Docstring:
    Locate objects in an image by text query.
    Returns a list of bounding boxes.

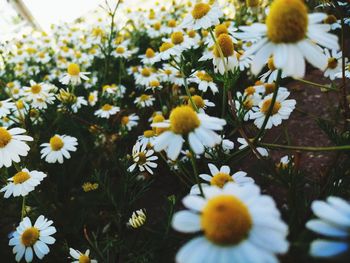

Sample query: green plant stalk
[294,78,337,91]
[254,69,282,142]
[190,151,204,197]
[258,142,350,152]
[21,196,26,220]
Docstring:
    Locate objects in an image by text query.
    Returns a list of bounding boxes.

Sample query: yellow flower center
[187,30,196,38]
[137,152,147,165]
[210,172,233,188]
[171,32,184,45]
[13,171,31,184]
[189,95,205,109]
[264,83,276,94]
[192,3,211,19]
[143,130,155,138]
[197,71,213,82]
[243,98,254,109]
[79,255,91,263]
[170,105,200,134]
[201,195,252,245]
[116,46,125,54]
[50,135,64,151]
[213,34,234,58]
[0,127,12,148]
[153,22,161,30]
[261,98,281,114]
[168,19,177,27]
[67,63,80,76]
[31,84,42,94]
[268,57,276,71]
[21,227,40,247]
[215,24,228,37]
[140,94,150,101]
[145,48,155,58]
[150,80,160,87]
[16,100,24,109]
[159,42,175,52]
[327,57,338,69]
[324,15,337,24]
[266,0,308,43]
[121,116,129,125]
[244,86,255,95]
[141,68,152,77]
[88,94,95,103]
[102,104,113,111]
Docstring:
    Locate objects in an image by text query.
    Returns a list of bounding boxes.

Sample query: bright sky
[22,0,103,31]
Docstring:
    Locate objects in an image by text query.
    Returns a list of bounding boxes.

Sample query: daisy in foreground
[250,91,296,129]
[1,169,46,198]
[0,127,33,168]
[190,163,254,195]
[172,183,289,263]
[40,134,78,164]
[181,2,222,30]
[69,248,97,263]
[59,63,90,85]
[151,105,226,160]
[306,196,350,259]
[239,0,339,77]
[9,216,56,262]
[128,141,158,175]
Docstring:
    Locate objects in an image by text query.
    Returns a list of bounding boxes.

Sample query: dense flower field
[0,0,350,262]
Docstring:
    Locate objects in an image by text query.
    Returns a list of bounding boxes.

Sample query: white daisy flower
[259,57,287,83]
[1,169,46,198]
[112,45,133,59]
[9,215,56,262]
[137,130,156,147]
[172,183,289,263]
[71,96,88,113]
[239,0,339,77]
[199,33,238,75]
[235,91,261,121]
[134,67,158,86]
[88,91,98,106]
[121,113,139,131]
[0,127,33,168]
[306,196,350,258]
[238,137,269,157]
[69,248,97,263]
[128,141,158,175]
[181,2,223,30]
[188,71,218,94]
[23,80,52,102]
[186,95,215,113]
[40,134,78,164]
[323,49,344,80]
[154,42,181,62]
[0,99,15,118]
[94,104,120,119]
[139,48,159,65]
[190,163,254,194]
[335,63,350,79]
[250,90,296,129]
[59,63,90,85]
[152,105,226,160]
[222,138,234,153]
[134,94,155,108]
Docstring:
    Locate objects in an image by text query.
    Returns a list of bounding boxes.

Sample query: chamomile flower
[0,127,33,168]
[88,91,98,106]
[139,48,158,65]
[94,104,120,119]
[199,33,238,75]
[71,96,88,113]
[112,45,133,59]
[127,209,147,229]
[1,169,46,198]
[121,113,139,131]
[128,141,158,175]
[134,94,155,108]
[9,216,56,262]
[306,196,350,258]
[260,57,287,83]
[181,2,223,30]
[235,91,261,121]
[335,63,350,79]
[239,0,339,78]
[138,130,156,147]
[250,91,296,129]
[187,95,215,113]
[0,99,15,118]
[155,42,180,62]
[135,67,158,86]
[152,105,226,160]
[323,49,344,80]
[188,71,218,94]
[69,248,97,263]
[23,80,51,102]
[40,134,78,164]
[60,63,90,85]
[190,163,254,194]
[172,183,289,263]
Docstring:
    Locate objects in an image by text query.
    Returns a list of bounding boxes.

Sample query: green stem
[258,142,350,152]
[254,69,282,142]
[190,151,204,196]
[21,196,26,220]
[294,78,337,91]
